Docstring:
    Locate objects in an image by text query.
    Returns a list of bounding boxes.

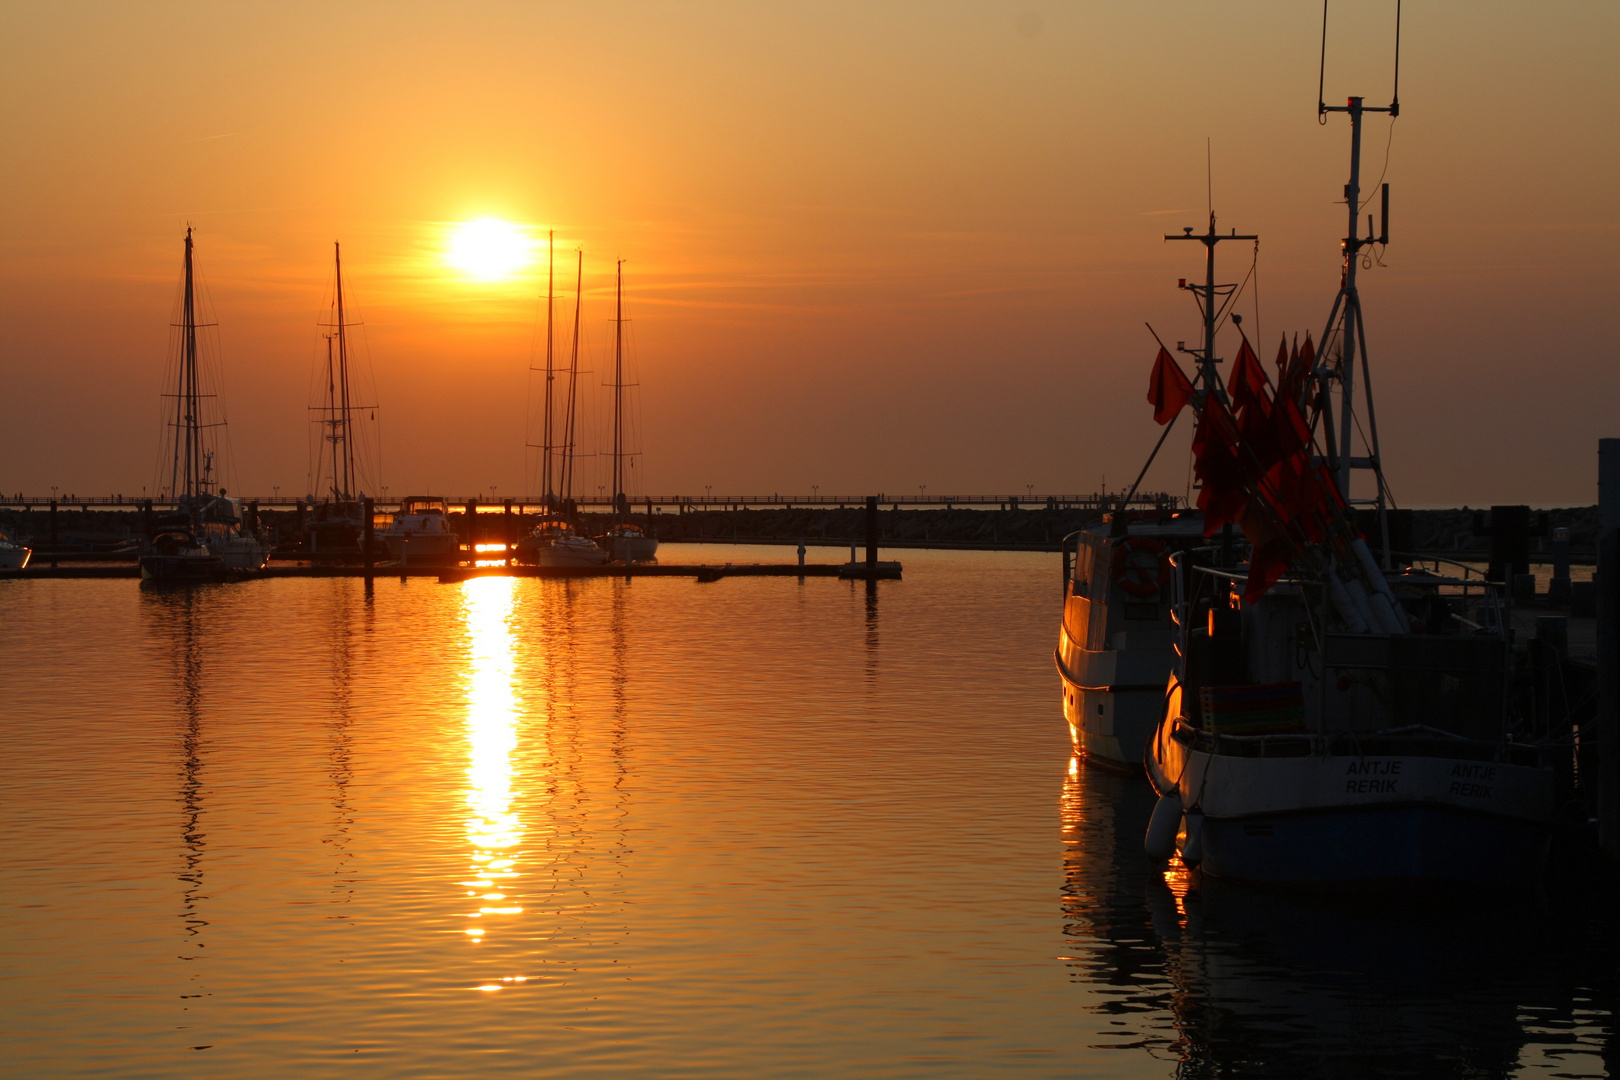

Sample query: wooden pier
[0,559,898,583]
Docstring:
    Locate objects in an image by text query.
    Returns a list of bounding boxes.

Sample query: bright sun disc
[447,218,532,280]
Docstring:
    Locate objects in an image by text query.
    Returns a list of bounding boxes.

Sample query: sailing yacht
[598,260,658,563]
[524,246,610,568]
[381,496,459,563]
[139,228,268,582]
[1134,48,1555,887]
[306,242,374,557]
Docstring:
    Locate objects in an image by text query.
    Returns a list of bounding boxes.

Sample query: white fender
[1179,810,1205,868]
[1144,792,1182,861]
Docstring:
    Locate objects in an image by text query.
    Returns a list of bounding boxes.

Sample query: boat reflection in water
[458,578,527,974]
[1059,758,1617,1078]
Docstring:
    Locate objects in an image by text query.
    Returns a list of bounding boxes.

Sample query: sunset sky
[2,1,1614,506]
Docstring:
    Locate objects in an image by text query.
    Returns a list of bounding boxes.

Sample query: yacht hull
[0,546,30,570]
[385,533,460,561]
[609,536,658,562]
[535,544,609,568]
[139,554,226,582]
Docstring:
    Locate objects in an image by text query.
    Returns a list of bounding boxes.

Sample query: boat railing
[1170,716,1546,766]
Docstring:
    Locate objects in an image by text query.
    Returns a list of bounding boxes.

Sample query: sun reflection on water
[460,577,524,946]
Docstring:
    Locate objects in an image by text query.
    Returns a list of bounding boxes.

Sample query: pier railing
[0,492,1183,512]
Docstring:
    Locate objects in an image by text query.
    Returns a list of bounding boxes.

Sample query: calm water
[2,546,1614,1078]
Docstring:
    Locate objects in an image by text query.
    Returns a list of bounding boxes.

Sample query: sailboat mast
[334,242,354,502]
[562,249,583,506]
[324,333,341,501]
[612,259,624,524]
[542,230,555,502]
[173,228,201,501]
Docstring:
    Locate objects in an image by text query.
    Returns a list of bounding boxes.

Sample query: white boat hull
[1147,694,1556,887]
[535,542,610,568]
[385,533,460,560]
[0,545,30,570]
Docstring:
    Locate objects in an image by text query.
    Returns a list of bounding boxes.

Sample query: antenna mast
[1315,0,1400,563]
[1166,211,1257,401]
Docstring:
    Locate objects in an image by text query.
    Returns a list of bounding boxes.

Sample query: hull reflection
[1060,757,1618,1077]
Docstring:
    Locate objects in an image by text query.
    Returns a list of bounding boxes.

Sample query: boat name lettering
[1344,760,1401,776]
[1345,778,1398,794]
[1449,763,1497,782]
[1449,781,1494,799]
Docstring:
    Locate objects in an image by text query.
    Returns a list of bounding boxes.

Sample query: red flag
[1192,397,1247,535]
[1228,336,1269,417]
[1147,346,1194,425]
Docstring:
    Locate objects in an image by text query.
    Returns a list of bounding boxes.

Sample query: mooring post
[865,496,878,577]
[504,498,514,566]
[465,498,478,563]
[1597,438,1620,861]
[49,499,57,568]
[363,497,375,583]
[142,499,153,550]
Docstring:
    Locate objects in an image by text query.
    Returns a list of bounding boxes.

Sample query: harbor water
[2,545,1614,1078]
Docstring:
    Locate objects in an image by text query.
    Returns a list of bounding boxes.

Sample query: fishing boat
[0,530,33,569]
[140,229,268,583]
[1138,35,1557,888]
[306,242,374,557]
[381,496,459,564]
[597,260,658,563]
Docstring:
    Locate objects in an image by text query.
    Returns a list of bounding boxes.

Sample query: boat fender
[1144,792,1182,861]
[1179,810,1205,868]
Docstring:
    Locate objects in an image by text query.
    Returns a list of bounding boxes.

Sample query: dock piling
[1597,439,1620,861]
[866,496,878,574]
[363,497,374,583]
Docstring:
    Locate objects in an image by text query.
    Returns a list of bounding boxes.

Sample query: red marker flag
[1147,346,1195,425]
[1228,336,1269,417]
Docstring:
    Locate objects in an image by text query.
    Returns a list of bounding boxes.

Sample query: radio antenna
[1315,0,1403,564]
[1319,0,1402,118]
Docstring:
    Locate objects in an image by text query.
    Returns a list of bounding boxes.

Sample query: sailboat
[306,242,374,557]
[140,228,268,582]
[1137,25,1556,888]
[598,259,657,563]
[526,247,608,567]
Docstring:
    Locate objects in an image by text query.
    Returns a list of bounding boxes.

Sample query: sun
[446,218,533,280]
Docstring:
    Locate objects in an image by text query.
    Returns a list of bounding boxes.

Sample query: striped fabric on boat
[1199,682,1307,735]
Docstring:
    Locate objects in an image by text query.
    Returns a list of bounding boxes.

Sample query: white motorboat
[0,530,32,570]
[1056,514,1205,771]
[382,496,460,564]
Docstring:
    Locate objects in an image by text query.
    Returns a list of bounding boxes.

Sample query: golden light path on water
[458,577,529,990]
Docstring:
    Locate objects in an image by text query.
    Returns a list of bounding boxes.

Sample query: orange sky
[2,1,1615,505]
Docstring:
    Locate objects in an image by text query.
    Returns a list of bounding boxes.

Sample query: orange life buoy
[1111,536,1168,598]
